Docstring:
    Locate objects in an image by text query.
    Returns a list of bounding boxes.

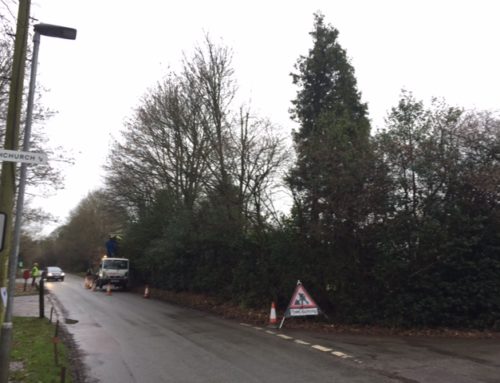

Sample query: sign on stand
[279,280,323,329]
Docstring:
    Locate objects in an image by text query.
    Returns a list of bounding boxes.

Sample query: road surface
[45,275,500,383]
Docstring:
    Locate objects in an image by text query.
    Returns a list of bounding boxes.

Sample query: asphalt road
[46,275,500,383]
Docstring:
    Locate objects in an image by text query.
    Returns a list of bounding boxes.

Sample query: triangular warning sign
[284,281,320,318]
[289,283,318,309]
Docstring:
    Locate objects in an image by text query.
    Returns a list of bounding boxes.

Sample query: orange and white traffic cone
[106,283,112,296]
[269,302,277,327]
[144,285,150,299]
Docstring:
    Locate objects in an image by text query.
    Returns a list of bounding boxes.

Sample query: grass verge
[10,317,72,383]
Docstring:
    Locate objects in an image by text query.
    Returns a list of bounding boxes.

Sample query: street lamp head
[34,23,77,40]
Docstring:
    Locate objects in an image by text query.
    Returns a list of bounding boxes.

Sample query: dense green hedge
[119,197,500,329]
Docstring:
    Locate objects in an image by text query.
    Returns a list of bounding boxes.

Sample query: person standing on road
[85,267,96,289]
[31,262,41,288]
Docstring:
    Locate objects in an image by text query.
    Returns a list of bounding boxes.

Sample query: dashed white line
[311,345,333,352]
[294,339,310,345]
[240,322,361,363]
[332,351,352,359]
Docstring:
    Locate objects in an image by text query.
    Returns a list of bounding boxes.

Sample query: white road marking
[242,322,362,363]
[332,351,352,359]
[294,339,310,345]
[311,345,333,352]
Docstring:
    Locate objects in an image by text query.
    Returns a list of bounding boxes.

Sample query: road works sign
[285,281,320,317]
[0,149,48,165]
[279,280,323,328]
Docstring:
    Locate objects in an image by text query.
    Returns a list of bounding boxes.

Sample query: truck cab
[96,256,129,290]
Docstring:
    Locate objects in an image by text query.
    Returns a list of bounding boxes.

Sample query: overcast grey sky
[20,0,500,234]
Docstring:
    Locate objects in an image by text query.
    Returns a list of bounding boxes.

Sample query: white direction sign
[0,149,48,165]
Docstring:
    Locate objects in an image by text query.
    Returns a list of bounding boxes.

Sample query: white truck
[94,256,130,290]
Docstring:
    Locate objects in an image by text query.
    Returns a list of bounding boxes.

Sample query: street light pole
[0,22,76,383]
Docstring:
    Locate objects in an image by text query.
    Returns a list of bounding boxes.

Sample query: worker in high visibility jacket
[31,262,41,288]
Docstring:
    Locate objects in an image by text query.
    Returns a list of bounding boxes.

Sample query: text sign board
[0,149,48,165]
[289,308,319,316]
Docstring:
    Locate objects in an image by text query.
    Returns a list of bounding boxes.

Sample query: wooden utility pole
[0,0,31,324]
[0,1,31,382]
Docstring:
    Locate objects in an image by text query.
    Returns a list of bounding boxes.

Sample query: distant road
[46,275,500,383]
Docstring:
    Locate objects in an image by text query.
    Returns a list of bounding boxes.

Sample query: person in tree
[105,235,118,257]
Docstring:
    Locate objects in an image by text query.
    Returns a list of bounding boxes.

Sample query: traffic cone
[106,283,112,296]
[269,302,277,326]
[144,285,150,299]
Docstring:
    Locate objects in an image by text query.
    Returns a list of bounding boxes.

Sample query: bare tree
[233,108,289,229]
[105,36,289,232]
[184,37,236,193]
[105,71,211,216]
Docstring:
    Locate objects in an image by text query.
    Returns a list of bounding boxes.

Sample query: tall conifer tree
[289,13,371,237]
[287,14,374,307]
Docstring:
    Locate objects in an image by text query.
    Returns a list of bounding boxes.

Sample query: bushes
[121,196,500,330]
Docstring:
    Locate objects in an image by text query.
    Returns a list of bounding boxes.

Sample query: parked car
[42,266,65,282]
